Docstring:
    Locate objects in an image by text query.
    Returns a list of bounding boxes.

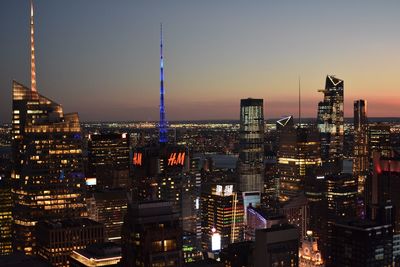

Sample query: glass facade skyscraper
[11,81,87,254]
[317,75,344,163]
[353,100,369,194]
[237,98,264,192]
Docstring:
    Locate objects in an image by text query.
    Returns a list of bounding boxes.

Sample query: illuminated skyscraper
[201,184,244,251]
[237,98,264,192]
[353,100,369,194]
[317,75,344,163]
[11,81,87,254]
[11,1,86,254]
[277,120,321,203]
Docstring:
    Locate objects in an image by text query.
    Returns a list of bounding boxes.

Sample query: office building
[369,123,391,158]
[36,218,105,266]
[11,2,86,254]
[277,123,321,202]
[86,189,128,243]
[70,242,121,267]
[87,133,130,189]
[281,195,309,239]
[317,75,344,163]
[368,153,400,232]
[121,201,183,267]
[0,178,12,255]
[254,224,299,267]
[331,219,392,267]
[324,173,358,263]
[237,98,264,192]
[353,100,369,194]
[201,184,244,251]
[245,206,286,241]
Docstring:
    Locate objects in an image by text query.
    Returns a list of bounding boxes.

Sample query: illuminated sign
[86,177,97,186]
[243,191,261,221]
[316,176,325,179]
[215,185,234,196]
[133,152,143,166]
[224,185,233,196]
[216,185,223,195]
[167,152,185,166]
[211,230,221,251]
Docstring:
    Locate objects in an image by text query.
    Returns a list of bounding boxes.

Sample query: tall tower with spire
[30,0,37,92]
[11,0,86,254]
[159,24,168,144]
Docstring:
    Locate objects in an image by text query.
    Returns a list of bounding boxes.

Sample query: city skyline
[1,0,400,123]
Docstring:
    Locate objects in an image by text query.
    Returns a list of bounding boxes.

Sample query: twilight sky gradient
[1,0,400,122]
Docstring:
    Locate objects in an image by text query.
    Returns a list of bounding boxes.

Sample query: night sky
[1,0,400,123]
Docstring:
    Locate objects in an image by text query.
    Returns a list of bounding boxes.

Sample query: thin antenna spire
[30,0,37,92]
[298,76,301,127]
[159,23,167,144]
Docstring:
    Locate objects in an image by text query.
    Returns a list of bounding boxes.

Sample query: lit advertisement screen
[211,232,221,251]
[243,191,261,222]
[86,177,97,186]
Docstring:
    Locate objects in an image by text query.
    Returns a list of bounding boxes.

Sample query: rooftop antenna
[30,0,37,92]
[298,76,301,127]
[159,23,167,144]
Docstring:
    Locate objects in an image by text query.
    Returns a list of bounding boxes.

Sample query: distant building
[369,123,391,158]
[36,218,105,266]
[299,231,324,267]
[86,189,128,243]
[254,224,299,267]
[87,133,130,189]
[317,75,344,164]
[237,98,265,192]
[277,122,321,203]
[70,242,121,267]
[353,100,369,194]
[121,201,183,267]
[331,219,392,267]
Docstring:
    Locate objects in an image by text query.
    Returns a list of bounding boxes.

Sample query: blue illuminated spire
[159,23,168,144]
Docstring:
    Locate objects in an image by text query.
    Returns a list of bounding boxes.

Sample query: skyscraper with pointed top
[159,24,168,144]
[317,75,344,164]
[11,1,86,254]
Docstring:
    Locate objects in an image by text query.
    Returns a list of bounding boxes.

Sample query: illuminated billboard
[214,184,234,196]
[243,191,261,221]
[211,228,221,251]
[86,177,97,186]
